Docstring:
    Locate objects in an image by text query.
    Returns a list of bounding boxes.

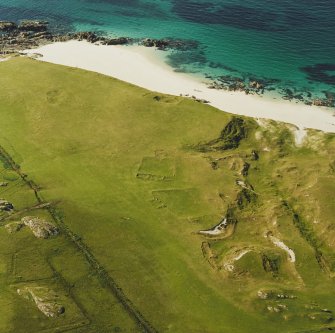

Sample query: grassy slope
[0,57,334,332]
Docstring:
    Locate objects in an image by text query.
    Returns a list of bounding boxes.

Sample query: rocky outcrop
[5,221,24,233]
[207,73,335,107]
[0,199,14,211]
[207,75,271,95]
[17,286,65,318]
[0,21,17,32]
[201,242,218,269]
[312,98,330,107]
[141,38,169,49]
[0,21,136,55]
[257,289,296,300]
[267,304,287,313]
[194,117,248,152]
[21,216,59,238]
[236,188,257,209]
[141,38,199,51]
[251,150,259,161]
[249,80,264,90]
[18,20,48,32]
[103,36,132,45]
[198,208,237,239]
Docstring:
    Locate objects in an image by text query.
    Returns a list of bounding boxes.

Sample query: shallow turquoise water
[1,0,335,102]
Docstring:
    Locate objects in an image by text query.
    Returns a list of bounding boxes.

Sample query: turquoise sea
[1,0,335,104]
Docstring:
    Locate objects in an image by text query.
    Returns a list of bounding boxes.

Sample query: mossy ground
[0,57,334,332]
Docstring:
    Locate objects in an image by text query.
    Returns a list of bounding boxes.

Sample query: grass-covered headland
[0,57,334,333]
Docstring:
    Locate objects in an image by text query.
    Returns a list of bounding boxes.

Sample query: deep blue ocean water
[1,0,335,103]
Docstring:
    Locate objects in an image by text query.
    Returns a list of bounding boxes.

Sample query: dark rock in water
[70,32,132,45]
[142,38,157,47]
[104,37,132,45]
[0,21,17,32]
[141,37,199,51]
[324,91,335,107]
[282,88,294,100]
[72,31,102,43]
[209,75,274,96]
[325,91,335,100]
[142,38,170,50]
[294,94,304,101]
[18,20,48,32]
[301,63,335,86]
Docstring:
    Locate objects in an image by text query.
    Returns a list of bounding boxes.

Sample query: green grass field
[0,57,334,332]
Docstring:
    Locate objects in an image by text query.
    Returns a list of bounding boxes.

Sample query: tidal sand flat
[25,41,335,134]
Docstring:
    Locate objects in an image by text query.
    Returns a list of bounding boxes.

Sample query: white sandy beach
[24,40,335,135]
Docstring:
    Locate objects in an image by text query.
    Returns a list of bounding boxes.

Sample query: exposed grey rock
[17,286,65,318]
[18,20,48,32]
[103,36,131,45]
[258,289,296,300]
[0,199,14,211]
[0,21,17,32]
[141,37,199,51]
[5,221,24,233]
[267,304,287,313]
[257,290,269,299]
[21,216,59,238]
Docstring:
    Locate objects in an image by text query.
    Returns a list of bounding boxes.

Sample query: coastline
[23,40,335,134]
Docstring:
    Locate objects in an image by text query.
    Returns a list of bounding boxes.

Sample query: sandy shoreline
[23,40,335,134]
